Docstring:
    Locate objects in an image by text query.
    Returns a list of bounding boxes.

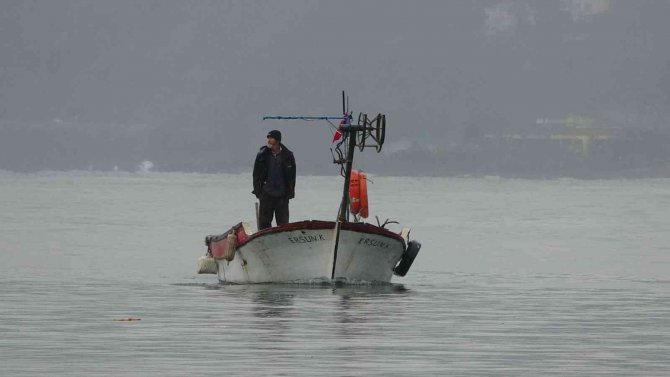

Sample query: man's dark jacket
[252,144,296,199]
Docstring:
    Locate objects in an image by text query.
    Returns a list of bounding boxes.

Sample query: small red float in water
[113,317,141,321]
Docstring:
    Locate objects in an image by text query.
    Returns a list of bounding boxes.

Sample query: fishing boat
[198,92,420,283]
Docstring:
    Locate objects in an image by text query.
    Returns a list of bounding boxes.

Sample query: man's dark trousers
[258,194,289,230]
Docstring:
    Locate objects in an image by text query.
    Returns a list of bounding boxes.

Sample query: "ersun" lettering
[357,237,390,249]
[288,234,326,244]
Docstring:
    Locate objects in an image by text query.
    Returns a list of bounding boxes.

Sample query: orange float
[349,170,369,218]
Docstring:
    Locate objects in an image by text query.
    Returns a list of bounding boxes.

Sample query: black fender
[393,240,421,277]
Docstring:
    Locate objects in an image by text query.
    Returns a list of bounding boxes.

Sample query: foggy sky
[1,0,670,173]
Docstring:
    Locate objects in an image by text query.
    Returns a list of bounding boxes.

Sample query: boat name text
[358,237,390,249]
[288,234,326,244]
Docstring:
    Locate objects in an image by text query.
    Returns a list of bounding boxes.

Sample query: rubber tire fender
[393,240,421,277]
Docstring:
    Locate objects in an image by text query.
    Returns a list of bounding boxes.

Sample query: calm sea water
[1,171,669,376]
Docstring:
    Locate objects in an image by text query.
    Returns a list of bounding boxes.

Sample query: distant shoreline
[2,166,669,180]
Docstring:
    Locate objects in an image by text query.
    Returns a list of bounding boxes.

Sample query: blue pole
[262,116,348,121]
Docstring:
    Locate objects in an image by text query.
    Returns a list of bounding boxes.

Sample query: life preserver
[349,170,369,218]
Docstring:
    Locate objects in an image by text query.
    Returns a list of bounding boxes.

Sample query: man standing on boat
[252,130,296,230]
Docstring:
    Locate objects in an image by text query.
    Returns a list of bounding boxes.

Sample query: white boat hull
[211,221,406,284]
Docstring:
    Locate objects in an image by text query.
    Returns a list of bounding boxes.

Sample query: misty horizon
[2,1,670,177]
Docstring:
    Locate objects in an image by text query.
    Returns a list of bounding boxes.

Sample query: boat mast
[337,130,357,221]
[337,91,360,222]
[332,91,370,279]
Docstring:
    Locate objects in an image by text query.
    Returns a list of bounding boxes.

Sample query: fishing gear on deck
[356,113,386,152]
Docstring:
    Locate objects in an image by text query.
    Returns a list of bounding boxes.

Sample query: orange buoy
[349,170,369,218]
[359,171,368,218]
[349,170,361,214]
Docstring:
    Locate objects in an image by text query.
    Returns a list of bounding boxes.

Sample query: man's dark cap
[267,130,282,142]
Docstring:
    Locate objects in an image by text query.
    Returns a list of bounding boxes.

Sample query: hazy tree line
[1,1,670,177]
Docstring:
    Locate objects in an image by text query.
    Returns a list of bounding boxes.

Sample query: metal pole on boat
[254,202,260,231]
[337,128,357,223]
[331,108,360,280]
